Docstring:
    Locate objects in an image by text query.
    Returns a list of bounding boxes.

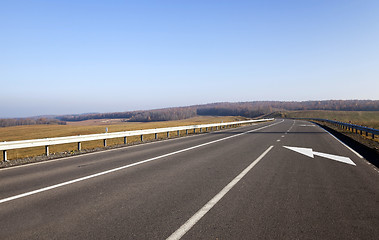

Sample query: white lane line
[320,127,363,159]
[286,120,296,133]
[166,146,274,240]
[276,140,281,142]
[0,121,283,204]
[0,120,274,172]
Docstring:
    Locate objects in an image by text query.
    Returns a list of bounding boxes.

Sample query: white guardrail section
[0,119,274,161]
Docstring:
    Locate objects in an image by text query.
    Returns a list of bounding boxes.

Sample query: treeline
[59,112,135,121]
[0,118,66,127]
[196,102,274,118]
[2,100,378,127]
[58,100,379,123]
[195,100,379,117]
[128,107,197,122]
[253,100,379,111]
[57,108,197,122]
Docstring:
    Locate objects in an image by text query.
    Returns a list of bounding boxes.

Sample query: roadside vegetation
[2,100,378,127]
[1,100,378,163]
[0,116,247,161]
[276,110,379,129]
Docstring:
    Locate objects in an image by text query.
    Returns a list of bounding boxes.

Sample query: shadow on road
[316,124,379,168]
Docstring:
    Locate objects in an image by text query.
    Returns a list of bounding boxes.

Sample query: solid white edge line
[166,146,274,240]
[316,124,364,159]
[0,120,275,172]
[0,121,283,204]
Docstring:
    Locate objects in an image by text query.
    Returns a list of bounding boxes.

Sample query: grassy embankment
[0,116,248,161]
[278,110,379,129]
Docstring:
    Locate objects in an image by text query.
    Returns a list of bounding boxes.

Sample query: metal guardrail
[0,119,274,161]
[308,118,378,139]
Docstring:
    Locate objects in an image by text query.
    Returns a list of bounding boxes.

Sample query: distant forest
[1,100,378,127]
[0,118,66,128]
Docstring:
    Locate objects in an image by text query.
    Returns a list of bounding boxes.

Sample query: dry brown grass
[1,116,248,161]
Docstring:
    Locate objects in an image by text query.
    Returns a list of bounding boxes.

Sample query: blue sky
[1,0,378,118]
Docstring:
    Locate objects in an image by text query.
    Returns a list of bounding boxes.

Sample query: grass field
[0,116,248,161]
[278,110,379,129]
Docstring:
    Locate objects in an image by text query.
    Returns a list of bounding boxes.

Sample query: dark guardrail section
[300,118,379,168]
[306,118,378,139]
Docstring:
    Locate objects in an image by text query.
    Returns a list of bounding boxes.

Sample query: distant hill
[58,100,379,122]
[1,100,378,127]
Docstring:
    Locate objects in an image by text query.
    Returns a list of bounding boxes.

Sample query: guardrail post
[103,139,107,147]
[124,137,127,144]
[3,150,7,162]
[45,146,49,156]
[155,133,158,139]
[167,132,170,138]
[141,135,143,142]
[78,142,81,151]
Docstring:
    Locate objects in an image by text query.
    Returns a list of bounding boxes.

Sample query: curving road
[0,119,378,239]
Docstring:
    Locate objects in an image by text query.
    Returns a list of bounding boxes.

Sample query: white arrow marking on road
[283,146,356,166]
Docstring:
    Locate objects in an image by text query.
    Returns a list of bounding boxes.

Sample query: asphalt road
[0,119,378,239]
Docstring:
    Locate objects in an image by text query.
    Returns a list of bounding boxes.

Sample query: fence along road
[309,118,379,139]
[0,118,273,161]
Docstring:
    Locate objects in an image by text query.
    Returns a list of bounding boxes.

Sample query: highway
[0,119,378,239]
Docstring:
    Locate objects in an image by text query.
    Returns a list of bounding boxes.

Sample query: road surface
[0,119,378,239]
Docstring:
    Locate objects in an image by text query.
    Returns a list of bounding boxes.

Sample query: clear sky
[1,0,379,118]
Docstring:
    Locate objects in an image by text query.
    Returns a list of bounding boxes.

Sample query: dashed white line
[166,146,274,240]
